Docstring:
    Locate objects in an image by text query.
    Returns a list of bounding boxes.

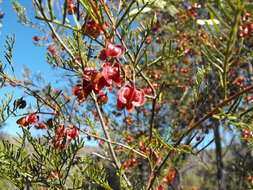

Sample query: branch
[92,152,112,162]
[83,130,147,158]
[91,91,132,187]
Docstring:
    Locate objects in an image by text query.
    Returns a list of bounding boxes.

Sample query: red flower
[233,76,245,87]
[83,65,120,92]
[83,67,97,82]
[73,69,102,103]
[35,123,47,130]
[117,84,145,113]
[98,140,105,147]
[242,129,253,138]
[102,62,121,87]
[92,72,108,92]
[55,125,66,137]
[82,68,101,92]
[72,84,82,96]
[47,45,57,56]
[248,23,253,32]
[82,19,108,38]
[124,116,134,126]
[16,116,29,127]
[246,96,253,103]
[66,126,80,141]
[157,185,165,190]
[124,136,134,144]
[72,84,89,103]
[67,0,77,15]
[33,36,40,42]
[27,113,39,124]
[52,125,80,150]
[123,160,133,169]
[131,158,138,166]
[75,56,81,61]
[51,126,68,150]
[143,87,153,95]
[17,113,39,126]
[123,158,138,169]
[98,49,107,61]
[97,91,108,104]
[187,3,201,16]
[99,42,125,61]
[145,147,151,154]
[55,125,80,141]
[73,63,122,104]
[51,139,66,150]
[105,42,125,57]
[162,170,176,184]
[246,176,253,183]
[73,68,98,103]
[42,36,47,40]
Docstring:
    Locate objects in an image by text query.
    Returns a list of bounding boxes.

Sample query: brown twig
[91,91,132,187]
[83,130,147,158]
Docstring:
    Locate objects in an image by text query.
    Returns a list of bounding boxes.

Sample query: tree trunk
[213,119,224,190]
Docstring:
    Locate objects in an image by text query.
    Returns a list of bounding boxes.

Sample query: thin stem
[149,98,156,142]
[222,6,241,99]
[196,138,215,154]
[116,0,136,29]
[83,130,147,158]
[91,91,132,187]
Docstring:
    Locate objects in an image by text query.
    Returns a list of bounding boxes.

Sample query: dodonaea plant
[1,0,253,190]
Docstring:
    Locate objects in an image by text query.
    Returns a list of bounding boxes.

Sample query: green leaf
[11,1,30,25]
[4,35,15,70]
[167,5,179,17]
[128,7,152,18]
